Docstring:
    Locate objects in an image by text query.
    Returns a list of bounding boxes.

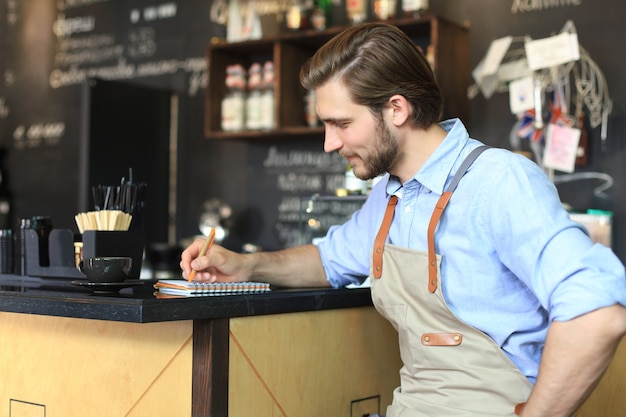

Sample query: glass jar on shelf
[260,61,276,130]
[221,64,246,132]
[245,62,263,130]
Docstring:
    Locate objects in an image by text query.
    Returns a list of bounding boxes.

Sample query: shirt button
[404,206,411,213]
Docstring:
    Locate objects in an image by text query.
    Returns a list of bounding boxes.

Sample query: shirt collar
[386,118,470,197]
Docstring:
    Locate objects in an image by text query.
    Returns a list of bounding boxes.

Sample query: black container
[30,215,53,267]
[23,228,85,278]
[0,228,13,274]
[81,230,144,278]
[145,242,183,279]
[14,217,31,275]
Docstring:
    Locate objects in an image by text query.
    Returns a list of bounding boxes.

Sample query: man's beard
[352,118,399,180]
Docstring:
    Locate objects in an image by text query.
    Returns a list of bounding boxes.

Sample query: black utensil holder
[82,230,144,278]
[24,229,84,278]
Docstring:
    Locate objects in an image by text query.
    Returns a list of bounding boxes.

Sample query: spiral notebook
[154,279,271,297]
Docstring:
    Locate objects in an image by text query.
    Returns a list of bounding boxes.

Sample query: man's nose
[323,128,342,153]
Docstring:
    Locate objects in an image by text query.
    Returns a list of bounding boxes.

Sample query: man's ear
[387,94,411,127]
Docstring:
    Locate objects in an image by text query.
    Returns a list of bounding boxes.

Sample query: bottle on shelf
[401,0,429,18]
[346,0,367,24]
[311,0,332,30]
[221,64,246,132]
[245,62,263,130]
[260,61,276,130]
[285,0,314,31]
[373,0,396,20]
[305,89,318,127]
[285,2,304,31]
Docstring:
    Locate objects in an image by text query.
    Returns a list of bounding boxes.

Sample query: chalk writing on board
[12,122,66,150]
[254,143,359,248]
[48,2,208,95]
[510,0,581,14]
[297,194,367,245]
[263,145,345,172]
[57,0,109,11]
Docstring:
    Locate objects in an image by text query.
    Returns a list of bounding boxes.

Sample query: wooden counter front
[2,279,623,416]
[228,308,400,416]
[0,312,194,416]
[0,306,401,417]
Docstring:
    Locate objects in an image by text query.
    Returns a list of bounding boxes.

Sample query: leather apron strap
[427,145,489,292]
[373,195,398,278]
[372,146,490,283]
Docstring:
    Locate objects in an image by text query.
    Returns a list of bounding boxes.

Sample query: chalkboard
[0,0,216,241]
[245,139,348,249]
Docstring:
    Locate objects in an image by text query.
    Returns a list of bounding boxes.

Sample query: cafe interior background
[0,0,624,275]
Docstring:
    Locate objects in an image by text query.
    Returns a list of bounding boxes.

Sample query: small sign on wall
[543,123,581,173]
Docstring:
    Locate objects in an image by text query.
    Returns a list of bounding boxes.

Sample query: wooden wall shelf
[205,15,470,140]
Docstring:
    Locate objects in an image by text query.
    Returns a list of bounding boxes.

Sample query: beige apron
[370,147,533,417]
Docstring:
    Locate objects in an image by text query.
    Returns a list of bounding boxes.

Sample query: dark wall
[1,1,625,259]
[434,1,626,260]
[0,0,218,244]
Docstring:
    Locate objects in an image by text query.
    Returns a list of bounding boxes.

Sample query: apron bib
[370,147,532,416]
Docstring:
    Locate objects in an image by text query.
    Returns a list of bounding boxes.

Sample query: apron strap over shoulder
[373,195,398,279]
[427,191,453,292]
[427,146,490,292]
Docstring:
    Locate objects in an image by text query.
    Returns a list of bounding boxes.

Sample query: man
[181,22,626,416]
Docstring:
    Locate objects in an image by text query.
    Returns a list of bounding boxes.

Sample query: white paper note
[525,32,580,70]
[509,75,535,114]
[482,36,513,76]
[471,36,513,99]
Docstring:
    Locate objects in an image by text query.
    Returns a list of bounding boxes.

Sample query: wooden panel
[192,318,230,417]
[431,17,470,124]
[278,40,325,129]
[0,312,193,417]
[575,337,626,417]
[228,306,402,417]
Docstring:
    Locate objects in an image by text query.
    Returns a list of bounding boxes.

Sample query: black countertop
[0,274,373,323]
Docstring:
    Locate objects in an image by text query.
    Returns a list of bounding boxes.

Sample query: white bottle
[222,64,246,131]
[245,63,262,130]
[221,65,236,131]
[305,89,318,127]
[344,164,368,194]
[346,0,367,24]
[402,0,428,17]
[260,61,275,130]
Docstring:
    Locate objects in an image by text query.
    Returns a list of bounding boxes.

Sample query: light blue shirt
[317,118,626,382]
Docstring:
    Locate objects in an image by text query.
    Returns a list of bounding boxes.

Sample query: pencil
[188,228,216,282]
